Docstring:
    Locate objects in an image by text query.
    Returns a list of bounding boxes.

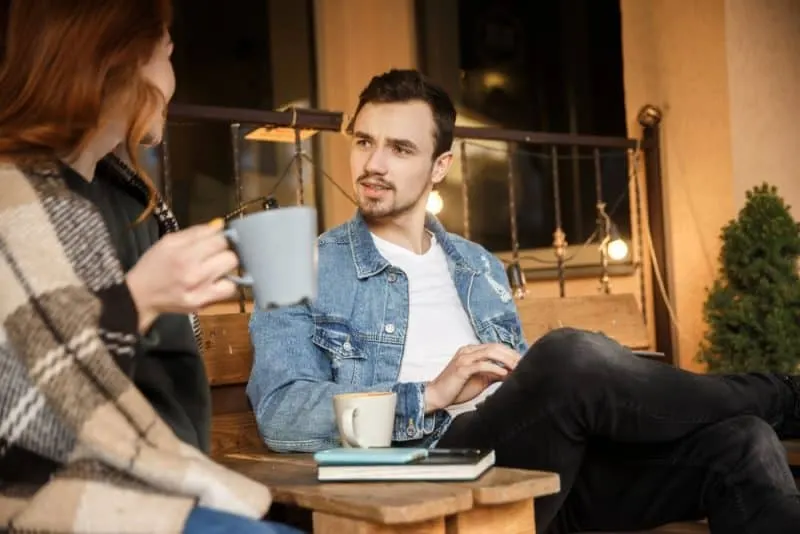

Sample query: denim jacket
[246,212,528,452]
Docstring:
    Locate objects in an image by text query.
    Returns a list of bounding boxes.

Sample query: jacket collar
[346,211,479,279]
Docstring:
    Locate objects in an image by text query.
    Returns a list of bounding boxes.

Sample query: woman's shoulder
[0,160,125,289]
[0,160,105,235]
[0,159,78,207]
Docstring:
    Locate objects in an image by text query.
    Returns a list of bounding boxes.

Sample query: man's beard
[357,179,426,221]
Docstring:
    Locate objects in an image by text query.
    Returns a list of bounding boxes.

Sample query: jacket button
[387,272,397,283]
[384,323,396,334]
[343,341,353,351]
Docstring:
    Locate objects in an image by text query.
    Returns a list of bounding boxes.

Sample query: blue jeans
[182,507,305,534]
[438,328,800,534]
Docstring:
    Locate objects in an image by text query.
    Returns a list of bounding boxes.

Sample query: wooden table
[221,452,560,534]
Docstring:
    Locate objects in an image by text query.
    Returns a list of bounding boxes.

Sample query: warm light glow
[482,71,510,90]
[607,238,629,261]
[427,191,443,215]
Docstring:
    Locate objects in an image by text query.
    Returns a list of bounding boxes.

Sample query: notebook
[314,447,496,482]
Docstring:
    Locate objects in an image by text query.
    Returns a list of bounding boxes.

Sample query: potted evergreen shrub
[698,184,800,373]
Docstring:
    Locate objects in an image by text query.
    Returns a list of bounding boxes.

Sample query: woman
[0,1,300,533]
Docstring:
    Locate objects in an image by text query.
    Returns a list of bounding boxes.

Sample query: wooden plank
[446,499,534,534]
[219,455,473,525]
[454,468,560,506]
[199,299,255,315]
[210,412,267,458]
[211,384,251,415]
[313,512,445,534]
[515,293,650,350]
[198,313,253,386]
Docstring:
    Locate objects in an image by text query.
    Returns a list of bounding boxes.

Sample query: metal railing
[164,103,672,359]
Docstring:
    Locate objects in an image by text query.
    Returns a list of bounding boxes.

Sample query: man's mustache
[357,175,394,190]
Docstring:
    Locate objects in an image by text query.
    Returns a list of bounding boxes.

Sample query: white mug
[333,392,396,448]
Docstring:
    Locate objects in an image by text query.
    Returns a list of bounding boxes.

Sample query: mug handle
[341,407,366,448]
[222,228,254,286]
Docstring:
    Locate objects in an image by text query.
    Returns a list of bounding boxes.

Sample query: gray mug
[223,206,318,309]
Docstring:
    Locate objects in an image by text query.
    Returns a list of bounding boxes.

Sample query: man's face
[349,100,450,221]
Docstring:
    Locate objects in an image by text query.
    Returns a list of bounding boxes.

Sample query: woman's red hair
[0,0,172,220]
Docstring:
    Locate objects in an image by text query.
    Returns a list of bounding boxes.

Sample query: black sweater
[62,160,212,452]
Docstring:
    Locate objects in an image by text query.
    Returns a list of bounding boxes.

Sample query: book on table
[313,447,495,482]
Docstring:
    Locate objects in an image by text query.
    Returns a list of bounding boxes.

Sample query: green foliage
[698,183,800,373]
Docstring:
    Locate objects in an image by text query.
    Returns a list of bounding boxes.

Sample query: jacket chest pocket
[311,317,370,385]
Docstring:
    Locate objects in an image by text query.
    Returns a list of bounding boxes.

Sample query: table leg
[446,499,535,534]
[312,511,446,534]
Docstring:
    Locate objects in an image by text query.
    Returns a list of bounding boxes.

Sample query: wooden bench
[198,312,560,533]
[198,292,799,533]
[515,293,651,351]
[514,293,800,464]
[515,293,800,532]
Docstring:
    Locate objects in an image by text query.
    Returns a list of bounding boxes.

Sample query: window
[151,0,318,228]
[416,0,631,265]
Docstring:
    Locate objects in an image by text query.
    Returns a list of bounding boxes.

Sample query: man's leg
[555,415,800,534]
[437,327,797,529]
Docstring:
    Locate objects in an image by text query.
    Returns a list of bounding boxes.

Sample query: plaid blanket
[0,158,271,533]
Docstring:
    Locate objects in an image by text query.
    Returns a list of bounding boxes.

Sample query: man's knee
[520,327,624,379]
[714,416,793,487]
[725,415,782,455]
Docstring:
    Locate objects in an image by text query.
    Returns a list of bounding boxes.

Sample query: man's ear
[431,151,453,186]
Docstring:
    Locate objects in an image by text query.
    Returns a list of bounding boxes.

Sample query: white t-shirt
[371,232,501,416]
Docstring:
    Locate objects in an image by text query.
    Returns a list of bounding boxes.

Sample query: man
[247,69,800,533]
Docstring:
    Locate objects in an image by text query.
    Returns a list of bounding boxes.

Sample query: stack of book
[313,447,496,482]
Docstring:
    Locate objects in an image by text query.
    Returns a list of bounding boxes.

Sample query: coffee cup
[333,392,397,448]
[223,206,318,309]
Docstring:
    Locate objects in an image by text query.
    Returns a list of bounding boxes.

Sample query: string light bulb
[607,237,629,261]
[605,223,629,261]
[427,190,443,215]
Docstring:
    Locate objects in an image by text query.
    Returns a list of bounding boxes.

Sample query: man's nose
[364,147,388,175]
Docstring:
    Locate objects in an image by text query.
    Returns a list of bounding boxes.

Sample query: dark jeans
[437,328,800,534]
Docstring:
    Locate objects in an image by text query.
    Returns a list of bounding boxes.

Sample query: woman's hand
[126,219,238,332]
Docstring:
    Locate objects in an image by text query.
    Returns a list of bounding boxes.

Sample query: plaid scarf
[0,157,271,533]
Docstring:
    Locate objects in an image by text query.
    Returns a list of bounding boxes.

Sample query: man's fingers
[465,361,508,380]
[455,344,483,356]
[478,344,521,370]
[490,349,521,371]
[457,344,519,370]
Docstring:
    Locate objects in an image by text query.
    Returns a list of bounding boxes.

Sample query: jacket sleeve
[246,305,449,452]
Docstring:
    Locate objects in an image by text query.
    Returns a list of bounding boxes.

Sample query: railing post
[230,122,247,313]
[639,105,674,363]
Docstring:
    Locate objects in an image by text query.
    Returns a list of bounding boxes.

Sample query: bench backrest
[198,312,262,458]
[515,293,650,350]
[198,292,650,457]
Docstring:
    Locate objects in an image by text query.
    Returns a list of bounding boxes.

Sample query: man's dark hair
[347,69,456,159]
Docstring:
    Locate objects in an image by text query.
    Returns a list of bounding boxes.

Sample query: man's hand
[424,344,521,413]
